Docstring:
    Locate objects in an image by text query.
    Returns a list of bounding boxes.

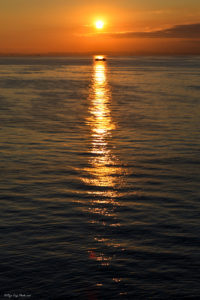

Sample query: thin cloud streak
[106,23,200,39]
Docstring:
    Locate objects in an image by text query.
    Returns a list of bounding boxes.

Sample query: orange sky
[0,0,200,54]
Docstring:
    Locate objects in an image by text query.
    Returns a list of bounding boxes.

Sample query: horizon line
[0,52,200,57]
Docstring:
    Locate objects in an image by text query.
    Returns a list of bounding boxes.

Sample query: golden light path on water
[82,57,129,271]
[84,57,125,200]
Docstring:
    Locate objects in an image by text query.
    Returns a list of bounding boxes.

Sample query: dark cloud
[108,23,200,39]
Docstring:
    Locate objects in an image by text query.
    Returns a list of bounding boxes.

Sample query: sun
[95,20,104,29]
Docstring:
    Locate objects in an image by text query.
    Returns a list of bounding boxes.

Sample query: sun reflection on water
[83,59,125,194]
[82,57,128,273]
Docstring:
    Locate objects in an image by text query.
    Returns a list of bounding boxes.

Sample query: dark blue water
[0,56,200,299]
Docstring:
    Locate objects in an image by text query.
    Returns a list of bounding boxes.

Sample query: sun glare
[95,20,104,29]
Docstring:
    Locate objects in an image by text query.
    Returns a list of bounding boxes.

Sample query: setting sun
[95,20,104,29]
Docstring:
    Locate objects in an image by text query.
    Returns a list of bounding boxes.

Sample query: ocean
[0,56,200,299]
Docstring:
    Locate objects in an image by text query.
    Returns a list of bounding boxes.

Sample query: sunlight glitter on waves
[90,106,109,118]
[93,64,106,84]
[88,250,112,266]
[83,60,125,194]
[83,59,127,218]
[83,206,116,217]
[84,163,125,177]
[82,159,125,190]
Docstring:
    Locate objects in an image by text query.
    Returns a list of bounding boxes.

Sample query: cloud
[107,23,200,39]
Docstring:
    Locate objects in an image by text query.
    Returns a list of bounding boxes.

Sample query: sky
[0,0,200,54]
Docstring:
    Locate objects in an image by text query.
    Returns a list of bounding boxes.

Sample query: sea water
[0,56,200,299]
